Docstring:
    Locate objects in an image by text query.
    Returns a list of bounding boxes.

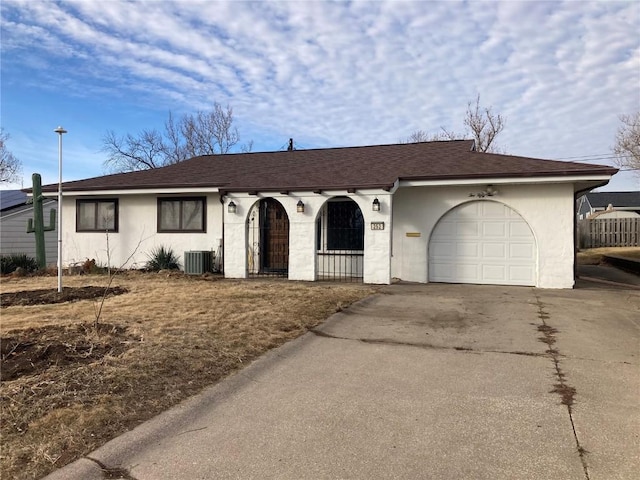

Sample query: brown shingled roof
[40,140,618,193]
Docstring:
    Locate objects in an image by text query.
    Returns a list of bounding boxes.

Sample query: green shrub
[146,246,180,271]
[1,254,39,274]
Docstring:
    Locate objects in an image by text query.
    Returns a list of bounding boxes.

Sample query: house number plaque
[371,222,385,230]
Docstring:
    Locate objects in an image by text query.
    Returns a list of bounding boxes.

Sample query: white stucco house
[36,140,617,288]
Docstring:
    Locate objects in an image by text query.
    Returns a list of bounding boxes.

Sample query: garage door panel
[430,263,455,281]
[482,264,507,282]
[456,222,479,236]
[430,242,456,258]
[483,243,506,259]
[482,222,506,237]
[461,202,481,216]
[509,266,535,284]
[510,243,535,259]
[510,222,533,237]
[435,222,456,236]
[455,263,480,282]
[481,201,507,216]
[429,201,536,286]
[457,242,479,258]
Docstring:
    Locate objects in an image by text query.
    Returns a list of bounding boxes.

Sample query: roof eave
[36,183,227,195]
[221,182,396,194]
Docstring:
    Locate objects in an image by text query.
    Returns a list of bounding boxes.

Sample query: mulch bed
[1,323,135,381]
[1,286,128,308]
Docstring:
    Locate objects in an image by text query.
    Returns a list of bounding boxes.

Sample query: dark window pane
[327,200,364,250]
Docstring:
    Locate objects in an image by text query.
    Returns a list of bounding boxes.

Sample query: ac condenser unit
[184,250,213,275]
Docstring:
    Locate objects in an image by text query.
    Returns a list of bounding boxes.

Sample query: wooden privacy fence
[578,217,640,248]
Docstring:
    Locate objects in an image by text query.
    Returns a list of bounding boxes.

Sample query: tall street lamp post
[54,126,67,293]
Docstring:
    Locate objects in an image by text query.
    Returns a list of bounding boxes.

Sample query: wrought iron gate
[247,198,289,277]
[316,197,364,282]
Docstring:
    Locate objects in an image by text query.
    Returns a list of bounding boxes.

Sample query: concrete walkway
[46,282,640,480]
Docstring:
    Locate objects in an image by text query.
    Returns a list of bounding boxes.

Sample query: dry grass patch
[1,272,375,480]
[577,247,640,265]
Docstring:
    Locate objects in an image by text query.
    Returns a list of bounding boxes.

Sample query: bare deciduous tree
[464,95,505,153]
[613,112,640,174]
[181,104,240,158]
[403,128,460,144]
[404,95,506,153]
[0,128,22,184]
[102,102,249,173]
[102,129,168,172]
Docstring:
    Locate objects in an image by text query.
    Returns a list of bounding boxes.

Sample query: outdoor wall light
[372,198,381,211]
[297,200,305,213]
[469,185,498,198]
[228,201,237,214]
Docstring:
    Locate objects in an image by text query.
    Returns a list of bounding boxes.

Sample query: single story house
[36,140,617,288]
[587,208,640,220]
[1,190,57,263]
[577,191,640,219]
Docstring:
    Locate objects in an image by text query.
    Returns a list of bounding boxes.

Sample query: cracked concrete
[85,457,138,480]
[533,293,589,479]
[45,281,639,480]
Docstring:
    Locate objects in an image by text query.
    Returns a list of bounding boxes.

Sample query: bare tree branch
[101,102,248,172]
[101,129,167,172]
[613,112,640,175]
[181,104,240,157]
[402,128,461,143]
[0,128,22,184]
[164,111,187,164]
[464,94,505,153]
[93,230,147,330]
[403,95,506,153]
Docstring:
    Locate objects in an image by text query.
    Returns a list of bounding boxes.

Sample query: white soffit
[399,175,614,188]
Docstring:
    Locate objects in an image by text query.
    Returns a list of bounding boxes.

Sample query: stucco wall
[223,192,392,284]
[391,183,576,288]
[61,193,223,270]
[58,183,576,287]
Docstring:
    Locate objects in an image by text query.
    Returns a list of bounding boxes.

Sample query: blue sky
[1,0,639,191]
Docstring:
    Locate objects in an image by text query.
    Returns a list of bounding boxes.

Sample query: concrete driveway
[46,280,640,480]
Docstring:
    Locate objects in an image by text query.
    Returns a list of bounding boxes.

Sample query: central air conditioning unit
[184,250,214,275]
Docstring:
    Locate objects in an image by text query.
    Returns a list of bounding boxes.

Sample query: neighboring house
[36,140,617,288]
[0,190,58,263]
[588,208,640,220]
[577,191,640,219]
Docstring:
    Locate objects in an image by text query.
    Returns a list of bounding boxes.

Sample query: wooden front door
[261,199,289,273]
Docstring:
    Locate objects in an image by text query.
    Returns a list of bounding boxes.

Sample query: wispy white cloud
[1,0,638,190]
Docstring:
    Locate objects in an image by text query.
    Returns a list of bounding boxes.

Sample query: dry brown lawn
[576,247,640,265]
[0,272,375,480]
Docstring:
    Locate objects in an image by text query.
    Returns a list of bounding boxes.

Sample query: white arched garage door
[428,201,537,286]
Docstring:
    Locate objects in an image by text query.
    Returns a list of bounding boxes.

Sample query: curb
[577,275,640,290]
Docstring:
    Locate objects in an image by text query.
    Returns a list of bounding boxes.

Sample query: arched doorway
[315,196,364,282]
[247,198,289,277]
[428,201,537,286]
